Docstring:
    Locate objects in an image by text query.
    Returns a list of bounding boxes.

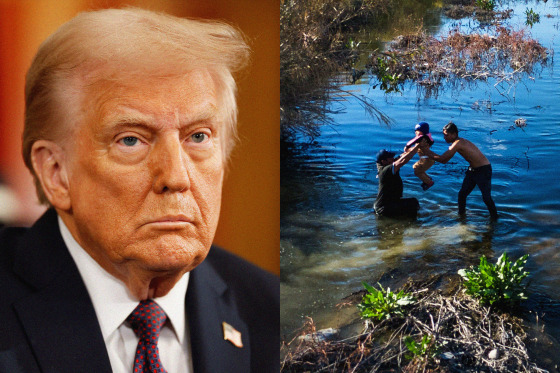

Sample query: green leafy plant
[372,57,403,93]
[404,334,438,360]
[458,253,529,307]
[358,282,416,320]
[475,0,495,11]
[525,8,540,27]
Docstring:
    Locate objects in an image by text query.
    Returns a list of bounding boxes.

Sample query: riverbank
[280,0,437,137]
[281,273,559,372]
[281,0,550,137]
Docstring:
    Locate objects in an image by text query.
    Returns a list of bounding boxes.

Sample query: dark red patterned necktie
[126,300,168,373]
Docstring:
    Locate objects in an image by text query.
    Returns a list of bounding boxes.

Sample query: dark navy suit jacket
[0,209,279,372]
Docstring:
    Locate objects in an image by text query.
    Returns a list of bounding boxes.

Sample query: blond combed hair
[23,7,250,205]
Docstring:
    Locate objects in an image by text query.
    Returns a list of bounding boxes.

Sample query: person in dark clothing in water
[374,145,420,219]
[422,122,498,220]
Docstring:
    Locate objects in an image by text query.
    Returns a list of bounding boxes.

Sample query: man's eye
[120,136,139,146]
[191,133,208,143]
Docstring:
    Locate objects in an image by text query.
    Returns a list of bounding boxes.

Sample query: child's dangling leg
[413,158,435,190]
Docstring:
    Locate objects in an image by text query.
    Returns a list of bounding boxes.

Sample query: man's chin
[142,258,199,274]
[137,242,209,273]
[122,253,205,299]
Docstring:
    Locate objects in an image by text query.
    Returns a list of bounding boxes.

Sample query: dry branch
[370,27,550,97]
[281,277,549,372]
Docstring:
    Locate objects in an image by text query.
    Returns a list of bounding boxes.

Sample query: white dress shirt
[59,217,194,373]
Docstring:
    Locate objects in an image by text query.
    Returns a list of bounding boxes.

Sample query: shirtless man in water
[423,122,498,219]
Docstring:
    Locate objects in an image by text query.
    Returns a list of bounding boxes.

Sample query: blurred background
[0,0,279,275]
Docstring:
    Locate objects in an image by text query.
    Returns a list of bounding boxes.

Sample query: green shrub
[372,57,403,93]
[358,282,416,320]
[404,334,438,360]
[458,253,529,307]
[475,0,495,11]
[525,8,540,27]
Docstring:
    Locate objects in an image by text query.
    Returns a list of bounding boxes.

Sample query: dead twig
[281,277,550,372]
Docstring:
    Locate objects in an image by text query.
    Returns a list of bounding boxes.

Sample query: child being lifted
[405,121,435,190]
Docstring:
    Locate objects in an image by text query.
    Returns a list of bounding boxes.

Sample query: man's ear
[31,140,71,210]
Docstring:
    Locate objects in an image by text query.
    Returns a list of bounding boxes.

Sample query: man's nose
[151,135,191,193]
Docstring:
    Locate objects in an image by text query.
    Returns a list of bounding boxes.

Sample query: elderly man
[0,8,278,373]
[374,145,420,219]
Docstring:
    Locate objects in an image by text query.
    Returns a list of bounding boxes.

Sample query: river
[280,0,560,365]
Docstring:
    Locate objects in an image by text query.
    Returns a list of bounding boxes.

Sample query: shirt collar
[58,216,189,344]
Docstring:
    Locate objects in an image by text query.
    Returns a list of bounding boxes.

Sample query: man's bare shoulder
[458,138,482,153]
[448,138,464,150]
[453,137,490,167]
[452,137,477,149]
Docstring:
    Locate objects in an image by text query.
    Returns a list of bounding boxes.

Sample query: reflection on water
[281,208,502,333]
[280,0,560,357]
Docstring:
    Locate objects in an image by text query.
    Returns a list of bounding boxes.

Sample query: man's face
[64,69,224,294]
[382,157,394,166]
[443,129,456,143]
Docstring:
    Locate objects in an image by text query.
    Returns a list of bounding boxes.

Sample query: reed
[280,0,402,137]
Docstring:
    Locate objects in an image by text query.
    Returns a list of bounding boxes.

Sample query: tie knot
[127,300,167,341]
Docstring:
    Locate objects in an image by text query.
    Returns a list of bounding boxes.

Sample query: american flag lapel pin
[222,322,243,348]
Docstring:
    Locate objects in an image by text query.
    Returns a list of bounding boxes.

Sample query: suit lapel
[12,210,112,372]
[187,252,250,373]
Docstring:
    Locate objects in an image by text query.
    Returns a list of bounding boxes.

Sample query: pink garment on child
[405,133,434,150]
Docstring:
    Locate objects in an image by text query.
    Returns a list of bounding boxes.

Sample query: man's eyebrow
[106,104,219,130]
[104,109,154,128]
[112,119,150,129]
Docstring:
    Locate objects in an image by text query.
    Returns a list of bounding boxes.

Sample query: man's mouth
[142,215,194,229]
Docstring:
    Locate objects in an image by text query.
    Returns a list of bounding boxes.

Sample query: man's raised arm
[393,144,418,172]
[423,142,459,164]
